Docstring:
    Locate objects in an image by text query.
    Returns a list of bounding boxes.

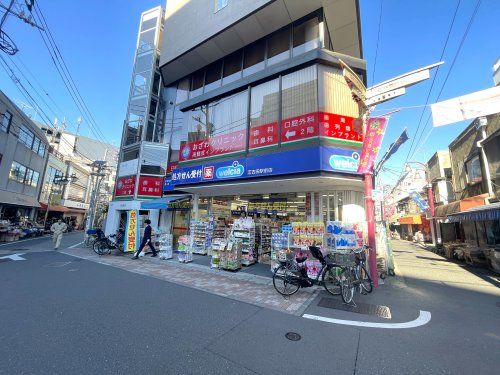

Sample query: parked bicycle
[334,246,373,304]
[92,230,124,255]
[84,228,104,248]
[272,245,344,297]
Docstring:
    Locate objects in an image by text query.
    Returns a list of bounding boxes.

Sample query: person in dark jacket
[132,219,157,259]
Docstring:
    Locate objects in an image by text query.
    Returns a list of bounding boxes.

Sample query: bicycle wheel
[273,265,300,296]
[340,268,355,304]
[93,240,108,255]
[321,265,341,295]
[358,264,373,293]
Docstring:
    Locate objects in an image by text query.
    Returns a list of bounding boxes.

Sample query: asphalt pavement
[1,235,499,374]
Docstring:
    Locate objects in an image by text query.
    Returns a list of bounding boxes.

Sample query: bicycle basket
[332,251,356,267]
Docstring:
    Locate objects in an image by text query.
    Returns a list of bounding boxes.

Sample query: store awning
[434,194,487,219]
[448,202,500,222]
[39,203,69,213]
[399,215,422,225]
[140,195,190,209]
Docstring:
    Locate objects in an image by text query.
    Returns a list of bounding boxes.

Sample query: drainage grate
[318,298,392,319]
[285,332,301,341]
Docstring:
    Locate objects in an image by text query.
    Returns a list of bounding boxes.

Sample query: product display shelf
[232,227,255,266]
[176,235,193,263]
[191,220,209,255]
[210,219,227,262]
[210,238,226,269]
[219,239,242,271]
[158,233,173,260]
[255,223,272,263]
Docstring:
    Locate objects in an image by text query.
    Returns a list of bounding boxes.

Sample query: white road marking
[0,253,26,261]
[68,241,84,249]
[302,310,431,329]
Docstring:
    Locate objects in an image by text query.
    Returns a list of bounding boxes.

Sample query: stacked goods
[325,221,365,254]
[177,235,193,263]
[219,240,242,271]
[158,233,173,260]
[291,222,324,247]
[191,220,208,255]
[210,238,226,269]
[271,232,291,271]
[232,218,256,266]
[255,223,272,263]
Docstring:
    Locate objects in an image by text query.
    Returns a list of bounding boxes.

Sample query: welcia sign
[329,152,360,172]
[216,161,245,179]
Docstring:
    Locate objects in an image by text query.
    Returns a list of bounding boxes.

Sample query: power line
[371,0,384,85]
[410,0,481,160]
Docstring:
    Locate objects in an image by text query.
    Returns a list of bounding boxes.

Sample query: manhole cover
[285,332,301,341]
[318,298,392,319]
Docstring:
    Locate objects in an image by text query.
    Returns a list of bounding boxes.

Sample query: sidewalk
[61,247,318,315]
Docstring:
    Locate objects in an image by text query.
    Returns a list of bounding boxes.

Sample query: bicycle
[84,228,103,248]
[353,246,373,294]
[272,245,344,297]
[93,230,124,255]
[333,247,373,304]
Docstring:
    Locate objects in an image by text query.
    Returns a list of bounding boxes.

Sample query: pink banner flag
[357,116,389,174]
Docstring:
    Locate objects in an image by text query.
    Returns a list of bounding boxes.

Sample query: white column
[326,193,330,221]
[310,192,315,222]
[193,194,199,220]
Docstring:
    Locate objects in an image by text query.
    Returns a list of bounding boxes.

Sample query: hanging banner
[357,117,389,173]
[409,191,429,212]
[124,210,139,252]
[431,86,500,127]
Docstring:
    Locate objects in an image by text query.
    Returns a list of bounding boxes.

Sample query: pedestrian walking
[132,219,157,259]
[50,219,67,250]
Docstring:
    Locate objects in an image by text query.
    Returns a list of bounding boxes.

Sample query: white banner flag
[431,86,500,127]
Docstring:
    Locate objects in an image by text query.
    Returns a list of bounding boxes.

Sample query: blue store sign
[164,146,360,191]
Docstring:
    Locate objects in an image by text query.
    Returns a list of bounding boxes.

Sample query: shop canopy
[398,215,422,225]
[140,195,190,209]
[434,194,487,219]
[447,202,500,222]
[39,203,69,212]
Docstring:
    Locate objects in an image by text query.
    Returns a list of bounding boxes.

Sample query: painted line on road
[302,310,431,329]
[68,241,84,249]
[0,253,26,261]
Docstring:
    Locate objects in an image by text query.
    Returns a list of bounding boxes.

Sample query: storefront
[397,214,431,241]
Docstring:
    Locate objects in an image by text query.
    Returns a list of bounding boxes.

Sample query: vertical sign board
[357,117,389,174]
[124,210,139,253]
[115,176,136,198]
[137,176,163,198]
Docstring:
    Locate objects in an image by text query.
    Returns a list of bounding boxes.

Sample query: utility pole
[85,161,109,234]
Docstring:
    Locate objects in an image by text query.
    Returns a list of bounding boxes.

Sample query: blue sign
[165,146,361,190]
[409,191,429,212]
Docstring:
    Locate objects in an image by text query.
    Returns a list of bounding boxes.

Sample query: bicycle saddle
[295,256,308,263]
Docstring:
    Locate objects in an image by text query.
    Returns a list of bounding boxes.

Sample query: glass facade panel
[267,27,290,66]
[281,65,318,145]
[190,69,205,98]
[223,50,243,84]
[176,78,190,104]
[135,53,153,74]
[179,91,247,162]
[19,125,34,148]
[1,111,12,132]
[138,28,156,53]
[249,79,279,150]
[141,17,157,32]
[293,15,320,56]
[204,61,223,93]
[9,161,26,183]
[243,39,266,77]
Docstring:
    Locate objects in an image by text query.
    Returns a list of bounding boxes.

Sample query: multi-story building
[109,1,370,252]
[37,122,118,228]
[0,90,49,222]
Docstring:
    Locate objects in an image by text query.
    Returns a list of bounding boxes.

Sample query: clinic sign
[165,146,361,190]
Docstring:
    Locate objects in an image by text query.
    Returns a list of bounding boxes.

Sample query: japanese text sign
[137,176,163,198]
[249,122,278,150]
[125,210,138,253]
[179,129,246,162]
[357,117,389,174]
[115,175,136,197]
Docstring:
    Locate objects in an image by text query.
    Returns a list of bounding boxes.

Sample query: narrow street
[1,234,499,374]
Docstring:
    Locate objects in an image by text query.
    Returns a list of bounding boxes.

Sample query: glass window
[141,17,157,32]
[215,0,229,12]
[176,78,190,104]
[249,79,279,150]
[466,155,482,184]
[152,72,161,96]
[223,50,243,84]
[32,137,40,153]
[1,111,12,133]
[38,142,46,157]
[281,65,318,144]
[9,161,26,183]
[267,27,290,66]
[135,53,153,74]
[204,60,223,93]
[190,69,205,98]
[243,39,266,77]
[293,14,320,56]
[25,169,33,186]
[19,125,34,148]
[138,28,156,54]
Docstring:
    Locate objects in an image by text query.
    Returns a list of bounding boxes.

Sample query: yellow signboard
[125,210,138,252]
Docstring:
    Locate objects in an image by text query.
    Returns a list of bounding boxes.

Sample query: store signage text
[249,122,278,149]
[179,129,246,162]
[329,152,359,172]
[115,175,136,197]
[137,176,163,197]
[216,161,244,179]
[125,210,138,252]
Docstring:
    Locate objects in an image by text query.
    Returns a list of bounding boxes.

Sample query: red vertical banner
[137,176,163,198]
[249,122,278,150]
[357,117,389,174]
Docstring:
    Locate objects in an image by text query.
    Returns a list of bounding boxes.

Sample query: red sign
[249,122,278,150]
[280,113,318,144]
[357,117,389,174]
[167,162,178,174]
[137,176,163,197]
[318,112,363,145]
[203,166,214,180]
[115,176,136,197]
[179,129,246,162]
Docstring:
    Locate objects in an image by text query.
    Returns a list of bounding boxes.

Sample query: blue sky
[0,0,498,183]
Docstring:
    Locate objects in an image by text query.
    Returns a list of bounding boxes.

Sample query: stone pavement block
[61,247,316,314]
